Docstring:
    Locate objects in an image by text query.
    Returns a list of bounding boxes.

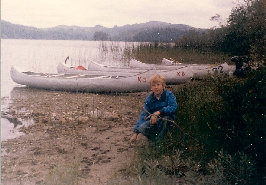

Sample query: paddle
[65,56,69,64]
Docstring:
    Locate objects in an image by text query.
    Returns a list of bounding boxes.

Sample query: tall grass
[123,43,231,65]
[96,41,230,66]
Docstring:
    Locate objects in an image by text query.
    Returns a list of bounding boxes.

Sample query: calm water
[1,39,138,97]
[1,39,138,141]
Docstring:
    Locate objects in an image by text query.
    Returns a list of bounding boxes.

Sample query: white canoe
[10,66,193,93]
[58,58,190,73]
[129,58,183,68]
[58,60,235,78]
[57,62,194,76]
[57,62,150,76]
[130,58,236,74]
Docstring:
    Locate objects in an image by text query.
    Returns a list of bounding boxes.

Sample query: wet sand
[1,87,151,185]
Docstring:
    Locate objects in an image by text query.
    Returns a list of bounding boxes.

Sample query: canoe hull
[11,66,192,93]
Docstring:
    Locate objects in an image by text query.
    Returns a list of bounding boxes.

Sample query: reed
[123,43,231,65]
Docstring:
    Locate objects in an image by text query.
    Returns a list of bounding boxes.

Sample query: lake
[1,39,139,97]
[1,39,139,140]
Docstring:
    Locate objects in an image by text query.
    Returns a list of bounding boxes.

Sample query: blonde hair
[149,74,166,87]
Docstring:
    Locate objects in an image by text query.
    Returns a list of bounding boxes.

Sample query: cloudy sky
[2,0,241,29]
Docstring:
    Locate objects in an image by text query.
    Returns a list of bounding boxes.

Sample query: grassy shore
[123,43,231,65]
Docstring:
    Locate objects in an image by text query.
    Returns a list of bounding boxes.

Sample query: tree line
[175,0,265,66]
[93,27,191,42]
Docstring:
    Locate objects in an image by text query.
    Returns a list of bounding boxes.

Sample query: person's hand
[150,115,157,124]
[150,111,160,125]
[130,133,138,143]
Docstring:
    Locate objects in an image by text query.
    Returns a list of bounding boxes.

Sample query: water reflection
[1,118,25,141]
[1,87,36,141]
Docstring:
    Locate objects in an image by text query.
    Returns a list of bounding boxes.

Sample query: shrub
[171,68,265,184]
[216,67,266,184]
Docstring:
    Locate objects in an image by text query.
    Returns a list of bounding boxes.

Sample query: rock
[78,116,89,124]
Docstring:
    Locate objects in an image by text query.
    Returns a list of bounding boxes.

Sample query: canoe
[131,59,236,74]
[10,66,193,93]
[58,58,191,74]
[161,58,183,65]
[11,59,235,93]
[57,60,235,78]
[57,62,150,76]
[129,58,183,68]
[192,62,236,78]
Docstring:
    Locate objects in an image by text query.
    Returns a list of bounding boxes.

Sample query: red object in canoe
[76,65,87,70]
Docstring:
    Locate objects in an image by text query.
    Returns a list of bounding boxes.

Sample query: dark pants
[138,116,172,143]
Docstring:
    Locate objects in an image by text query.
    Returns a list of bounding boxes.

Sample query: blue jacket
[134,89,178,134]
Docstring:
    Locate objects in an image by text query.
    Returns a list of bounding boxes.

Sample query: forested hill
[1,20,200,42]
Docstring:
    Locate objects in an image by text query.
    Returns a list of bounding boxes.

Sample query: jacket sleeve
[160,91,178,116]
[133,97,151,134]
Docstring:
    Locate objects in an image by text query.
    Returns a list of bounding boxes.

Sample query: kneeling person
[130,74,178,143]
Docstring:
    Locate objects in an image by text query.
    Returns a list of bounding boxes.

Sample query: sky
[1,0,241,29]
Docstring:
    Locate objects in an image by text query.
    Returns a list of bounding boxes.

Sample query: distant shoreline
[1,20,201,42]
